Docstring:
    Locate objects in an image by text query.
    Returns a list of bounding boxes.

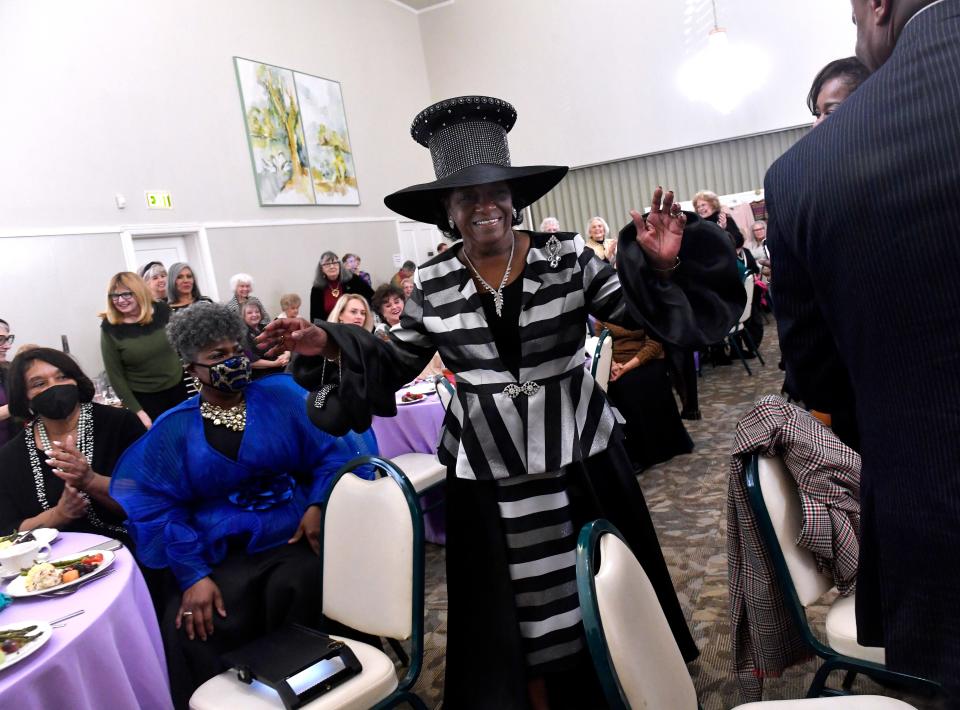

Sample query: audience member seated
[750,220,771,281]
[808,56,871,127]
[327,294,374,332]
[341,252,372,287]
[371,283,405,340]
[0,348,144,542]
[0,318,15,448]
[139,261,169,302]
[224,272,268,327]
[598,321,693,471]
[110,302,378,708]
[694,190,743,245]
[585,216,610,260]
[400,277,415,299]
[277,292,301,319]
[539,216,560,233]
[167,262,213,312]
[100,272,189,428]
[309,250,374,324]
[241,301,289,378]
[390,259,416,288]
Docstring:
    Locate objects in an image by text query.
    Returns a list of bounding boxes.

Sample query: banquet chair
[587,328,613,392]
[434,375,454,410]
[190,456,427,710]
[728,275,765,375]
[575,518,919,710]
[744,454,940,699]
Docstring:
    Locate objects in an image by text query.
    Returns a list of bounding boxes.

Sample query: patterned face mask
[193,354,252,393]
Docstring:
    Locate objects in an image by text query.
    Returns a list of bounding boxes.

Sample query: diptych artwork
[234,58,360,206]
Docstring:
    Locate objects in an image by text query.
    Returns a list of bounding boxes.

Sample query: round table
[0,532,172,710]
[371,393,446,459]
[372,393,447,544]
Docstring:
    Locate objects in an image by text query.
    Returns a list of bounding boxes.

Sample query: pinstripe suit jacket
[764,0,960,688]
[389,231,628,480]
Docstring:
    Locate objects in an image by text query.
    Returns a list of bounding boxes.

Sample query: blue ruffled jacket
[110,374,377,589]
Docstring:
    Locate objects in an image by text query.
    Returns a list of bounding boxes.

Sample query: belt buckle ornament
[503,381,541,398]
[546,235,562,268]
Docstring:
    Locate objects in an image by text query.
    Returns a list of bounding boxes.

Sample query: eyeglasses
[0,334,14,346]
[321,261,339,267]
[110,291,135,302]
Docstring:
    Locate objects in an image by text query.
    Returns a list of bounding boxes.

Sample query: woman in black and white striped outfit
[263,96,744,709]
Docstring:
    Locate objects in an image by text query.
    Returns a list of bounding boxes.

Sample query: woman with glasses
[0,317,16,448]
[100,272,189,428]
[309,250,373,323]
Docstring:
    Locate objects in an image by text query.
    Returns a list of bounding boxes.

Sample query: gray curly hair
[166,301,246,362]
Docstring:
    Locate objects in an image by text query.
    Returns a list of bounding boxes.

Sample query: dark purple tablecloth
[373,394,447,544]
[0,532,172,709]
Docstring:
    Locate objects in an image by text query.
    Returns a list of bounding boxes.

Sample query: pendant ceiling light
[677,0,769,114]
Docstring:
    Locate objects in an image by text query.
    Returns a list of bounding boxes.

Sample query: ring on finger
[182,610,194,616]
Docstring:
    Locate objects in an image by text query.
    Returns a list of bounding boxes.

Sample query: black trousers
[161,541,323,709]
[133,380,191,421]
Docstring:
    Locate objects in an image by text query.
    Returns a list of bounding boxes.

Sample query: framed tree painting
[234,57,360,206]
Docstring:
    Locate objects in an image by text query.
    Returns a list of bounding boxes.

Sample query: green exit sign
[145,190,173,209]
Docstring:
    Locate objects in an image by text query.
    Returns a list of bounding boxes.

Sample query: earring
[191,376,202,391]
[447,216,455,229]
[512,208,519,220]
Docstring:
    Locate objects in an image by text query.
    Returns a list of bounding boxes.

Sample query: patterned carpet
[404,334,940,709]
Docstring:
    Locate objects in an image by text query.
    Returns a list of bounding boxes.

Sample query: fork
[41,568,116,597]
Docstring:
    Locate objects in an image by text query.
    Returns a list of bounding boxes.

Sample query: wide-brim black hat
[384,96,568,225]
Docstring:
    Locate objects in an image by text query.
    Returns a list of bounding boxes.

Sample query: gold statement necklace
[200,399,247,432]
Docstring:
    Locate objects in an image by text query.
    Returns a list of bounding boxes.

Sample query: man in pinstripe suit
[765,0,960,699]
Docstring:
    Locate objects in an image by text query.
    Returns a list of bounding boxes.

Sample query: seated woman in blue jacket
[110,301,377,709]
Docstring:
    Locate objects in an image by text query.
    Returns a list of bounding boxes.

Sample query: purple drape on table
[373,395,447,543]
[0,532,172,710]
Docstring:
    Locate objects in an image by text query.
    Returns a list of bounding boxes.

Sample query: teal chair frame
[320,456,427,710]
[576,519,706,710]
[743,454,940,699]
[589,328,611,381]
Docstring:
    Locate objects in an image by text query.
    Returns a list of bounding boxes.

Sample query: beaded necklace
[28,403,125,535]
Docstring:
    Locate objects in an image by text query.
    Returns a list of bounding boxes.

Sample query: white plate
[0,529,59,580]
[396,395,431,406]
[399,380,438,396]
[0,620,52,673]
[5,549,116,598]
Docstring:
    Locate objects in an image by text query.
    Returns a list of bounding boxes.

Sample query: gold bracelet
[651,257,681,273]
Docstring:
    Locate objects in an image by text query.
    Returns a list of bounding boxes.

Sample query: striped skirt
[495,471,583,670]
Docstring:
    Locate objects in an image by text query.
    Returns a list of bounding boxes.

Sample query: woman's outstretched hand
[629,187,686,270]
[258,318,329,358]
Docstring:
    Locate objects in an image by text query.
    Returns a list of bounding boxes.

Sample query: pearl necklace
[461,235,516,317]
[200,399,247,432]
[29,403,125,535]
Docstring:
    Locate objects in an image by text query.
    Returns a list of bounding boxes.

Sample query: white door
[129,235,187,273]
[396,221,446,267]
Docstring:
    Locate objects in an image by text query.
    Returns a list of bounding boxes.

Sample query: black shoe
[680,408,702,421]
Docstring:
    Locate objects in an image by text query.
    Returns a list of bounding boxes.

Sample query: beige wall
[417,0,856,168]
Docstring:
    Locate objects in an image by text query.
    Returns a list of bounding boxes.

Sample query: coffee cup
[0,539,52,576]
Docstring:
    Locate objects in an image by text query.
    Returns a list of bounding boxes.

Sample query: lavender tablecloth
[0,532,172,710]
[373,394,447,544]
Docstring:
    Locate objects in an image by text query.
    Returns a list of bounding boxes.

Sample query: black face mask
[31,383,80,420]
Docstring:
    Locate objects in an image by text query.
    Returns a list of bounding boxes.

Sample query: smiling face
[338,297,368,327]
[242,304,262,327]
[24,360,77,402]
[146,269,167,300]
[175,268,195,296]
[235,282,252,300]
[752,222,767,242]
[343,255,359,273]
[588,219,606,243]
[695,200,714,218]
[380,294,405,327]
[110,281,141,320]
[447,181,514,250]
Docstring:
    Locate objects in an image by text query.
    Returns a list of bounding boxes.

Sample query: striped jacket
[387,231,630,481]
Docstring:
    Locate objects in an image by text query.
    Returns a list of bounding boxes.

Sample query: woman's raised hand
[258,317,329,358]
[629,187,686,270]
